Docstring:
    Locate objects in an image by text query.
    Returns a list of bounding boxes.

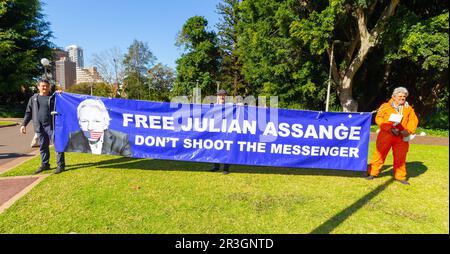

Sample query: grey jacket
[22,93,56,132]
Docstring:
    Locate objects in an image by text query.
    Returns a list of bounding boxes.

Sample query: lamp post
[40,58,50,80]
[325,40,349,112]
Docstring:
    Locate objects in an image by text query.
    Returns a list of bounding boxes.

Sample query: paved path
[0,118,37,172]
[370,133,448,146]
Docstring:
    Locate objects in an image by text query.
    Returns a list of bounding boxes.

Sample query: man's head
[77,99,110,142]
[37,79,51,95]
[392,87,409,106]
[217,89,227,104]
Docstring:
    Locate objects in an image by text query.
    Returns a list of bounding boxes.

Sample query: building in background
[51,48,76,89]
[66,45,84,68]
[53,48,69,61]
[57,44,105,85]
[76,66,103,84]
[55,57,76,90]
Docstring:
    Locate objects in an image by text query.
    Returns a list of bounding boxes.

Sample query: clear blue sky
[41,0,222,69]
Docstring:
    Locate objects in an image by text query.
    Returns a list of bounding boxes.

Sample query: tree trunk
[339,38,372,112]
[335,0,400,112]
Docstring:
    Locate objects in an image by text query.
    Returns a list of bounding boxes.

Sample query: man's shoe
[366,175,375,180]
[223,170,230,175]
[397,179,410,185]
[34,165,49,175]
[54,167,64,174]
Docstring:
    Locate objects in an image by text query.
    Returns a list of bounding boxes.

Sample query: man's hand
[400,129,410,137]
[390,128,400,136]
[20,126,26,134]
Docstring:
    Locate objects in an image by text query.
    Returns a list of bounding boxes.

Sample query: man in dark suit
[64,98,132,157]
[210,89,231,174]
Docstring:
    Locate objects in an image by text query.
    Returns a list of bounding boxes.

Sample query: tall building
[51,48,76,90]
[66,45,84,68]
[55,57,76,90]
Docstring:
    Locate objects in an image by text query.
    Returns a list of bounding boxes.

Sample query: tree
[147,63,175,102]
[290,0,402,112]
[173,16,221,97]
[381,1,448,128]
[66,82,113,98]
[91,47,125,85]
[0,0,53,104]
[216,0,247,96]
[237,0,327,109]
[122,39,157,100]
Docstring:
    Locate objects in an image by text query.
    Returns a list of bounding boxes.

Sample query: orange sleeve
[405,107,419,134]
[376,103,393,132]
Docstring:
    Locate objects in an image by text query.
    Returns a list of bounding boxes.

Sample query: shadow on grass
[93,157,370,178]
[310,178,395,234]
[0,153,35,160]
[378,161,428,179]
[63,157,140,172]
[309,161,427,234]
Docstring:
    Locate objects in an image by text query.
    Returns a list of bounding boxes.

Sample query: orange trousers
[368,131,409,180]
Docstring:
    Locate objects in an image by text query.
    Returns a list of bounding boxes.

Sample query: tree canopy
[173,16,221,97]
[0,0,53,104]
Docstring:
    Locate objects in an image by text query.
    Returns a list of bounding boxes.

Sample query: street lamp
[40,58,50,80]
[325,40,349,112]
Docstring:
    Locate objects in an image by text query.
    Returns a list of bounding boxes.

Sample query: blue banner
[54,92,372,171]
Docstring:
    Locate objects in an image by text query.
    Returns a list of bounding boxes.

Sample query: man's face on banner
[78,106,108,142]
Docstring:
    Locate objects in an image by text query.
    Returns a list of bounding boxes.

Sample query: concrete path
[0,118,38,173]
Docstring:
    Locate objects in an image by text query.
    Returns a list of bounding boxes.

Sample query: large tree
[290,0,402,112]
[216,0,247,96]
[173,16,221,97]
[147,63,175,102]
[237,0,327,109]
[0,0,53,103]
[122,39,156,100]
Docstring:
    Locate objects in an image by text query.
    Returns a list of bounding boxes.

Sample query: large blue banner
[54,92,372,171]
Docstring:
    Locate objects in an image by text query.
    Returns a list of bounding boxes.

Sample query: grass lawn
[0,121,17,127]
[0,142,448,234]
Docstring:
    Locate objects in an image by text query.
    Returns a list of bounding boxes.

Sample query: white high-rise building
[66,45,84,68]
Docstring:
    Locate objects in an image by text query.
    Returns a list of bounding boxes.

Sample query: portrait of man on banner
[64,98,132,157]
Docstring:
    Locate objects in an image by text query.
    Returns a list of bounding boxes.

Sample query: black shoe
[54,167,64,174]
[397,179,410,185]
[223,170,230,175]
[366,175,375,180]
[34,165,49,175]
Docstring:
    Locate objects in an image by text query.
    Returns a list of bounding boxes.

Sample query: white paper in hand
[388,113,403,124]
[403,134,416,142]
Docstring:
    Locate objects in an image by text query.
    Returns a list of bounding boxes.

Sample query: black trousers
[37,124,65,168]
[212,163,230,171]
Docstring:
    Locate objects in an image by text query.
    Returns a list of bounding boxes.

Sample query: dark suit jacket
[64,129,132,157]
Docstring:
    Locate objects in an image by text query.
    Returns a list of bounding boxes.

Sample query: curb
[0,123,19,128]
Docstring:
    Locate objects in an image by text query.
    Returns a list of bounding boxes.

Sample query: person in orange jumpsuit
[367,87,419,185]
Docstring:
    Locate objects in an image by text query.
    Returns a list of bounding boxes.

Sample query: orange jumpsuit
[368,99,419,180]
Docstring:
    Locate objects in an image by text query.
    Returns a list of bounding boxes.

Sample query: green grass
[370,125,449,137]
[0,121,17,127]
[0,142,448,234]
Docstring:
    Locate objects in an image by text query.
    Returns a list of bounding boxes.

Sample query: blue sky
[41,0,222,69]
